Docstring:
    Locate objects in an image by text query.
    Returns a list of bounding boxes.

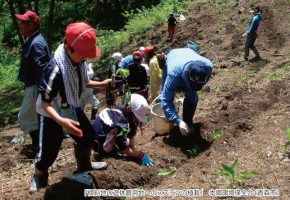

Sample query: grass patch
[235,75,252,87]
[0,89,23,127]
[265,68,289,81]
[0,44,23,127]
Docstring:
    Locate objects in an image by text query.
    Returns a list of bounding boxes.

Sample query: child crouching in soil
[92,93,154,166]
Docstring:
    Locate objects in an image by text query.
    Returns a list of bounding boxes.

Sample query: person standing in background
[15,10,50,157]
[243,6,262,61]
[167,13,177,40]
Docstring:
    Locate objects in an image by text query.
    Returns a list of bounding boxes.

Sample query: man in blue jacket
[160,46,213,136]
[243,6,262,61]
[15,10,50,155]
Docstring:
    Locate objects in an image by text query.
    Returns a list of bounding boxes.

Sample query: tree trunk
[16,0,25,13]
[34,0,39,14]
[46,0,55,51]
[6,0,24,48]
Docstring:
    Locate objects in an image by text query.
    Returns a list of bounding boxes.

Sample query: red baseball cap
[144,46,155,55]
[133,51,143,59]
[65,22,100,58]
[15,10,40,25]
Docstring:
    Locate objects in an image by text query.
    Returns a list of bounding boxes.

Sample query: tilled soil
[0,0,290,199]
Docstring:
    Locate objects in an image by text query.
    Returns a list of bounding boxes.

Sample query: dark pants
[244,33,260,59]
[35,108,95,171]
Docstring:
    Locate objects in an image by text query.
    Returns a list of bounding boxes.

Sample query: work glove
[242,32,248,37]
[140,153,154,167]
[179,120,189,136]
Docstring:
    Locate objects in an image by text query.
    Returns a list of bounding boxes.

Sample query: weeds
[265,68,289,81]
[198,91,206,101]
[235,75,252,87]
[217,159,259,188]
[157,167,177,176]
[213,86,221,95]
[207,130,222,142]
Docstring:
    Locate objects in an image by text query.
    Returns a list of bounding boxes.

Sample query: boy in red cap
[30,22,111,192]
[15,10,50,157]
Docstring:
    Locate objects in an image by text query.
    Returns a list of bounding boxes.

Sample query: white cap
[112,52,123,61]
[130,94,149,123]
[139,47,145,55]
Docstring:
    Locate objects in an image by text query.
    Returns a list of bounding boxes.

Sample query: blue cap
[187,61,208,84]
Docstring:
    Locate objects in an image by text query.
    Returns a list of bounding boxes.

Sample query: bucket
[150,96,174,134]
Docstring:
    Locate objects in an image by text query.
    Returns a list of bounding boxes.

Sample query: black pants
[245,33,260,58]
[35,108,96,171]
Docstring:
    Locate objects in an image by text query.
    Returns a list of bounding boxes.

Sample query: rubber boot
[29,130,39,150]
[91,108,98,121]
[30,167,48,192]
[182,102,197,134]
[74,144,107,174]
[252,46,261,60]
[28,130,39,158]
[244,48,249,61]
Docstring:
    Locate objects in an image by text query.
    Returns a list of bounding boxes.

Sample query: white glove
[242,32,248,37]
[179,120,189,136]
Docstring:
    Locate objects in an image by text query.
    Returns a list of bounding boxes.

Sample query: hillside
[0,0,289,199]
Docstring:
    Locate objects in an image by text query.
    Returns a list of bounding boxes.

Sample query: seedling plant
[216,159,259,188]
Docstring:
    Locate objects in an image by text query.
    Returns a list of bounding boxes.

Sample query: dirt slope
[0,0,290,199]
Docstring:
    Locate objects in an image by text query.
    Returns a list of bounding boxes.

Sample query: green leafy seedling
[213,86,221,95]
[281,127,290,155]
[216,159,259,188]
[208,130,222,142]
[187,146,199,158]
[283,63,289,70]
[157,167,177,176]
[198,91,206,101]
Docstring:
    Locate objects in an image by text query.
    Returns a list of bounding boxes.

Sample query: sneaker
[91,161,107,170]
[29,173,48,192]
[253,56,261,61]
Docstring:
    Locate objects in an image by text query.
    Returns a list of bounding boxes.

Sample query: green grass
[0,89,23,127]
[235,75,252,87]
[265,68,289,81]
[0,45,23,127]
